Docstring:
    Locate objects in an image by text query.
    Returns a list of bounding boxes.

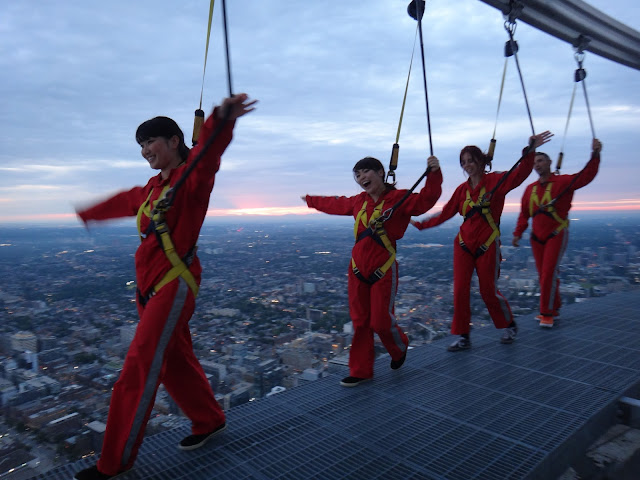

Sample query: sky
[1,0,639,226]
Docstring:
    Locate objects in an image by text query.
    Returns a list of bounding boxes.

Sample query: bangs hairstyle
[353,156,385,174]
[136,116,190,162]
[352,156,396,189]
[460,145,492,172]
[535,152,552,163]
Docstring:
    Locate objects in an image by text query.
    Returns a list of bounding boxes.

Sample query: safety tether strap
[387,26,419,184]
[556,46,596,173]
[193,0,216,146]
[408,0,434,157]
[529,183,569,244]
[459,187,500,257]
[351,201,396,284]
[505,20,535,137]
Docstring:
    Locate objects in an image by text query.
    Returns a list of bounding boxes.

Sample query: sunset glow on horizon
[1,200,639,224]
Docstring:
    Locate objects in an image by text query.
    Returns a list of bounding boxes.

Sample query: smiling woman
[72,94,256,480]
[301,154,442,387]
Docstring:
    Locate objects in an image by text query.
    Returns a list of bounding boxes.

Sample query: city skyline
[1,0,639,225]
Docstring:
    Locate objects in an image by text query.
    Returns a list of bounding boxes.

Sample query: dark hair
[535,152,551,163]
[460,145,492,173]
[352,157,396,189]
[135,116,190,162]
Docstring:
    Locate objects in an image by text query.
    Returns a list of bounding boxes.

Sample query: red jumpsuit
[414,152,535,335]
[513,152,600,317]
[306,169,442,379]
[77,110,232,475]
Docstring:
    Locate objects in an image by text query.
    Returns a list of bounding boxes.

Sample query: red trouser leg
[97,278,217,475]
[348,270,375,378]
[162,319,225,435]
[347,263,407,378]
[531,230,567,316]
[476,241,513,328]
[452,241,475,335]
[370,263,408,363]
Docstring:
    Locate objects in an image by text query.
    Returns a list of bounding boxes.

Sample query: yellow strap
[462,187,486,216]
[530,183,569,231]
[353,201,384,239]
[351,224,396,282]
[460,187,500,253]
[151,226,199,298]
[198,0,216,110]
[136,186,171,241]
[136,186,199,299]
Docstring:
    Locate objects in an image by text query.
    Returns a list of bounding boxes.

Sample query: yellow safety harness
[351,200,396,285]
[529,183,569,244]
[135,187,199,306]
[459,187,500,258]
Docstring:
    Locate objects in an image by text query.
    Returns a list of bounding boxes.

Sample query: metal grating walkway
[30,291,640,480]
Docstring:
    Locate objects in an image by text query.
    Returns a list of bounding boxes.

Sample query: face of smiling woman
[139,135,182,179]
[354,167,386,201]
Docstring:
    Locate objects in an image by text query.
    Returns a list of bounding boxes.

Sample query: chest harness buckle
[529,183,569,244]
[459,187,501,258]
[351,200,397,285]
[135,187,199,306]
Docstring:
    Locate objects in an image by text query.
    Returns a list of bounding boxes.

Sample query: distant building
[10,331,37,353]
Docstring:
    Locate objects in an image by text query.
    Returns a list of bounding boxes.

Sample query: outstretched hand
[512,236,521,247]
[530,130,554,149]
[217,93,258,121]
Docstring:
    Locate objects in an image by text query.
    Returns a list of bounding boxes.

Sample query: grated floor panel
[25,291,640,480]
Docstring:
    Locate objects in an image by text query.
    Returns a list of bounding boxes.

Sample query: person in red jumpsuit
[302,155,442,387]
[412,131,553,352]
[73,94,256,480]
[512,138,602,328]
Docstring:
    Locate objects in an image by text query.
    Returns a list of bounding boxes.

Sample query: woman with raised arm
[302,155,442,387]
[74,94,256,480]
[412,131,552,352]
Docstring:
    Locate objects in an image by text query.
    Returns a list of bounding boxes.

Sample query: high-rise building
[10,331,37,353]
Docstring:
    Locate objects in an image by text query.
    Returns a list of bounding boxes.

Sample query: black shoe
[340,376,371,387]
[74,465,124,480]
[500,323,518,344]
[390,351,407,370]
[178,422,227,451]
[447,337,471,352]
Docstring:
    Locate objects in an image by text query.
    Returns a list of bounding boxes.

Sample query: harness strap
[529,183,569,243]
[459,187,500,257]
[352,201,396,284]
[136,188,199,306]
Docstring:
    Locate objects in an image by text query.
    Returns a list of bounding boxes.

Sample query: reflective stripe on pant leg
[387,263,406,352]
[121,278,188,468]
[547,229,569,314]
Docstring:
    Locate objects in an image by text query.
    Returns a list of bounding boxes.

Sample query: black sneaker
[500,324,518,344]
[390,351,407,370]
[178,422,227,451]
[339,376,371,387]
[447,337,471,352]
[74,465,126,480]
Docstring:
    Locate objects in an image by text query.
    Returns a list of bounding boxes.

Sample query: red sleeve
[413,183,462,230]
[570,152,600,190]
[513,183,533,237]
[77,186,148,224]
[498,149,535,194]
[399,168,443,216]
[184,107,235,197]
[306,194,358,216]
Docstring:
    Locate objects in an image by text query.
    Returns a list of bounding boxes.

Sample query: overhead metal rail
[479,0,640,70]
